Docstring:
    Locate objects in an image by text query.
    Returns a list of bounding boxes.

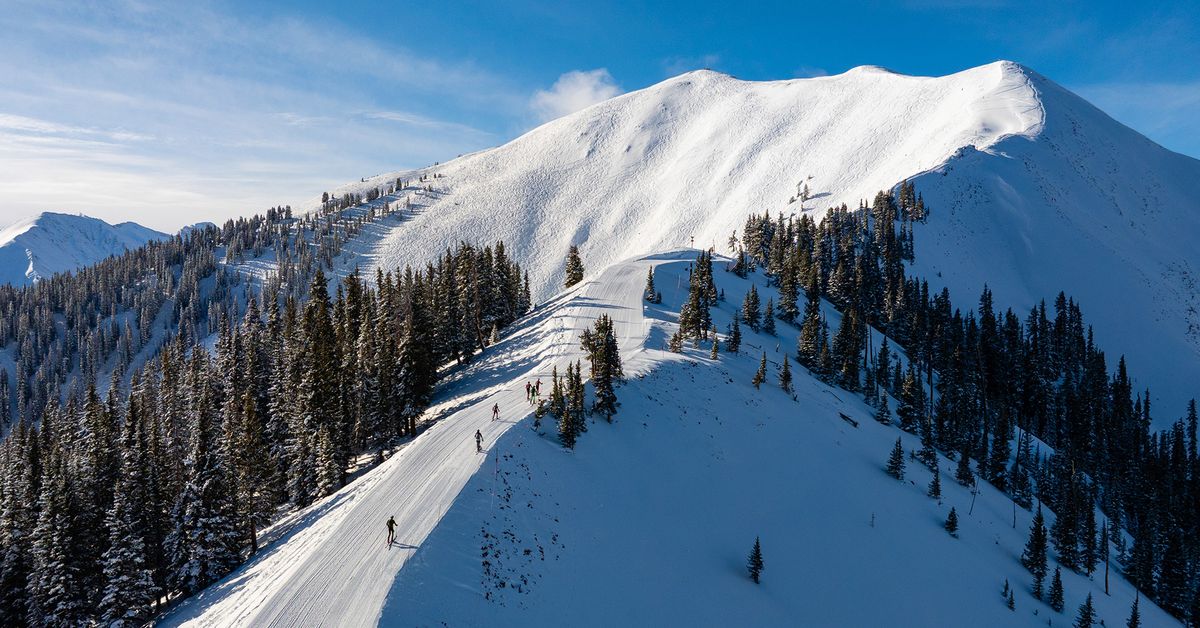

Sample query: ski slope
[315,60,1200,419]
[159,252,689,627]
[0,211,167,286]
[384,258,1179,627]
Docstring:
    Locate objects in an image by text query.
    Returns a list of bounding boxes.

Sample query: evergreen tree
[710,325,719,359]
[763,299,776,336]
[1127,595,1140,628]
[1022,506,1049,599]
[726,316,742,354]
[955,447,975,487]
[742,285,761,332]
[581,314,623,422]
[99,412,157,626]
[1049,566,1065,612]
[747,536,764,584]
[886,438,906,480]
[875,396,892,425]
[928,467,942,500]
[1074,592,1095,627]
[945,507,959,536]
[564,245,585,288]
[753,353,767,389]
[643,267,657,302]
[779,356,793,394]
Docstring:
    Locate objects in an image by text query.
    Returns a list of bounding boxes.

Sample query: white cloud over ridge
[530,69,623,123]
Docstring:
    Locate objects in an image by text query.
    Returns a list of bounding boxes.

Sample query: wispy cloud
[530,69,623,123]
[0,1,523,230]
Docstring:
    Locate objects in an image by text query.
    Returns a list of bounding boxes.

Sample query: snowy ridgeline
[0,212,168,286]
[314,60,1200,420]
[162,254,1172,627]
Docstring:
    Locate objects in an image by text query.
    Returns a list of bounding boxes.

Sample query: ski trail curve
[159,252,691,627]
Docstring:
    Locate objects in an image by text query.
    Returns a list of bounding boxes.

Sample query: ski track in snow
[158,252,689,628]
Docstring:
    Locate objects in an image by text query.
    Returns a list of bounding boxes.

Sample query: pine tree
[1074,592,1095,627]
[564,245,585,288]
[779,356,793,394]
[753,353,767,389]
[763,299,776,336]
[99,412,157,626]
[581,315,623,422]
[945,507,959,537]
[726,316,742,354]
[886,437,906,480]
[1126,595,1140,628]
[955,447,975,487]
[747,537,764,584]
[644,267,657,302]
[1049,566,1065,612]
[742,285,761,332]
[875,396,892,425]
[928,467,942,500]
[710,325,719,359]
[1022,506,1049,599]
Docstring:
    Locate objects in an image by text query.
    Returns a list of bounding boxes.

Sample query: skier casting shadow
[475,429,483,453]
[386,516,397,546]
[491,403,500,421]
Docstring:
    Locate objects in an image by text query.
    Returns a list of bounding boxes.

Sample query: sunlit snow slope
[325,60,1200,417]
[0,212,167,286]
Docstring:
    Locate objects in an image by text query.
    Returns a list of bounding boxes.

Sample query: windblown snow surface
[0,211,167,286]
[162,254,1177,627]
[322,60,1200,418]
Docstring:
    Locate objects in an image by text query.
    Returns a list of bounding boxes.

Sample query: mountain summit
[0,212,168,286]
[322,60,1200,416]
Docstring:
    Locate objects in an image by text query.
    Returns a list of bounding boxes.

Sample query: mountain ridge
[0,211,168,286]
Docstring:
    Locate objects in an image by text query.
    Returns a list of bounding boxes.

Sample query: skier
[525,381,532,401]
[492,403,499,421]
[386,516,397,545]
[475,429,483,453]
[535,378,542,395]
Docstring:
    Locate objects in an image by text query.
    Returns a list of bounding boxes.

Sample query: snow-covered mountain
[163,253,1175,627]
[0,211,168,286]
[319,60,1200,417]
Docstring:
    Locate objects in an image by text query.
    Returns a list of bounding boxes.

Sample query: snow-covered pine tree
[100,412,157,626]
[779,356,793,394]
[644,267,657,302]
[875,396,892,425]
[581,314,623,422]
[763,299,776,336]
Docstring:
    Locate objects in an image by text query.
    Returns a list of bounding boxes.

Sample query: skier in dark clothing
[475,429,483,453]
[386,516,397,545]
[535,378,542,394]
[492,403,499,421]
[525,381,532,401]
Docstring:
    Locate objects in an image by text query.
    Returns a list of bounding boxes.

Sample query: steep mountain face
[0,211,168,286]
[323,60,1200,416]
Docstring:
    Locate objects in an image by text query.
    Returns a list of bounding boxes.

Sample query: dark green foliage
[742,285,761,332]
[753,353,767,389]
[928,467,941,500]
[747,537,764,584]
[1049,566,1065,612]
[1127,595,1140,628]
[945,507,958,536]
[1074,592,1095,627]
[564,245,585,288]
[581,315,623,422]
[726,316,742,354]
[1022,506,1049,599]
[886,438,905,480]
[779,357,793,393]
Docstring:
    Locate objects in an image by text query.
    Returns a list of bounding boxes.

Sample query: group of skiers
[525,379,543,405]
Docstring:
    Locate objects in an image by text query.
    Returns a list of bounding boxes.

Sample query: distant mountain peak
[0,212,168,286]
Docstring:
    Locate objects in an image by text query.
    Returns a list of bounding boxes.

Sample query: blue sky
[0,0,1197,231]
